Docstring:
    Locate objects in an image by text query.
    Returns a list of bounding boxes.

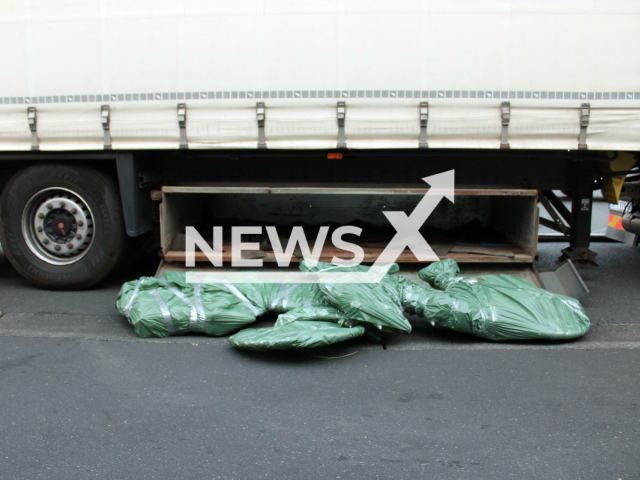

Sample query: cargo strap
[337,101,346,148]
[269,283,299,311]
[222,281,261,316]
[419,102,429,148]
[257,102,267,149]
[500,101,510,149]
[101,105,112,150]
[158,278,199,332]
[27,106,38,151]
[578,103,590,150]
[123,279,144,315]
[150,290,176,335]
[177,103,187,149]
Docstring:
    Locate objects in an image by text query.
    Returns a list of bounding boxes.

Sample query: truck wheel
[0,164,128,290]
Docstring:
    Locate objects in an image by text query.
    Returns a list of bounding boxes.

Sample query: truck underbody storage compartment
[159,184,539,268]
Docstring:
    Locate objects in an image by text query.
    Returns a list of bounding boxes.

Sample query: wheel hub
[44,209,78,243]
[22,188,95,265]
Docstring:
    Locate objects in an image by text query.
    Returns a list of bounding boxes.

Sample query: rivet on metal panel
[500,101,510,149]
[337,101,346,149]
[101,105,111,150]
[419,102,429,148]
[578,103,590,150]
[177,103,187,149]
[256,102,267,149]
[27,106,39,151]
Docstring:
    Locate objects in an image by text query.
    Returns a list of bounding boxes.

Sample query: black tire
[0,163,128,290]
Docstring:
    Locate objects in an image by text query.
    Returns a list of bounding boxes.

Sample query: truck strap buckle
[27,106,39,151]
[578,103,590,150]
[177,103,187,149]
[101,105,111,150]
[500,101,510,149]
[419,102,429,148]
[337,101,346,148]
[257,102,267,149]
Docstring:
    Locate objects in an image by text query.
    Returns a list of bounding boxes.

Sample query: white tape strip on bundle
[269,283,299,311]
[192,284,207,331]
[124,279,144,315]
[222,280,261,316]
[149,289,176,335]
[158,278,198,332]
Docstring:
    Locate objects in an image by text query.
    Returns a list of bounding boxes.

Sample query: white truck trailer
[0,0,638,288]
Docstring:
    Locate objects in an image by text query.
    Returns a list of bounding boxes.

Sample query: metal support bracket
[27,106,38,151]
[558,246,598,269]
[541,190,572,224]
[101,105,112,150]
[578,103,590,150]
[539,193,571,235]
[419,102,429,148]
[337,101,346,148]
[500,101,510,149]
[177,103,187,149]
[256,102,266,149]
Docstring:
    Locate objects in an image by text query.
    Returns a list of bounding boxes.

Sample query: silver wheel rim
[21,187,95,266]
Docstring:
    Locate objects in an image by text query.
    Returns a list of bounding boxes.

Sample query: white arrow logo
[373,169,455,267]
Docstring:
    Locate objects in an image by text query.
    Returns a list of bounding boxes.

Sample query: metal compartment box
[160,185,539,267]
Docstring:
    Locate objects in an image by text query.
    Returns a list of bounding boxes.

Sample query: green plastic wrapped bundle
[228,321,366,351]
[116,274,264,338]
[299,260,411,334]
[117,259,590,346]
[117,271,334,339]
[402,259,590,341]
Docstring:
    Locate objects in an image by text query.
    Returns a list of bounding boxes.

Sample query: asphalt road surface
[0,242,639,479]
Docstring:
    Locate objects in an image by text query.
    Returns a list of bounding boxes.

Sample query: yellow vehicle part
[601,152,637,204]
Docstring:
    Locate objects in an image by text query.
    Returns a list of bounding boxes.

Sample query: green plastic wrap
[116,275,261,338]
[402,259,590,341]
[117,259,590,345]
[117,271,333,339]
[246,282,333,313]
[299,260,411,334]
[274,306,344,327]
[228,321,366,351]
